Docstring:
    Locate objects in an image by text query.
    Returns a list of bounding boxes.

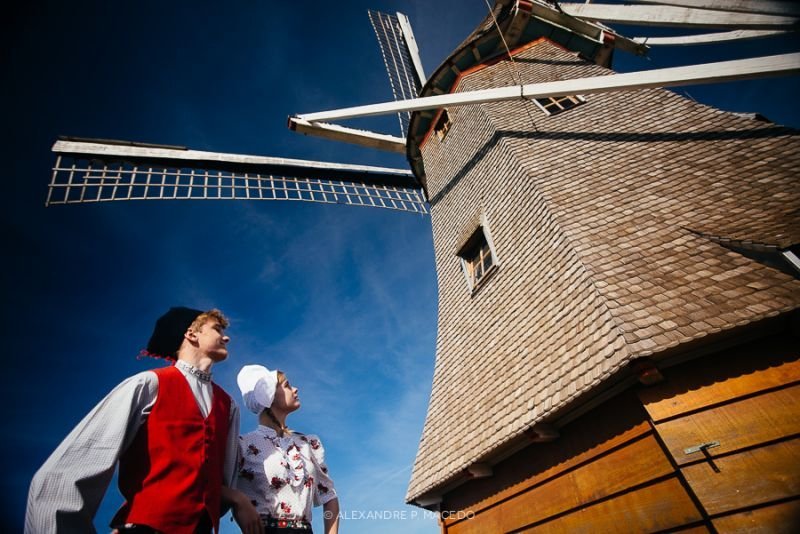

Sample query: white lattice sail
[47,139,428,214]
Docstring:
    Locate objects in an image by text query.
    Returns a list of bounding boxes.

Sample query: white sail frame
[296,53,800,123]
[47,140,427,213]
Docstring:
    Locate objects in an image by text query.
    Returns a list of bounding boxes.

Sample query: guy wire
[482,0,539,132]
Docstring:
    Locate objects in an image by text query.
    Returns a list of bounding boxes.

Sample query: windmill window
[434,109,451,141]
[457,220,499,294]
[532,95,585,116]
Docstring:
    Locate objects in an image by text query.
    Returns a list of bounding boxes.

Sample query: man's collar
[175,359,212,383]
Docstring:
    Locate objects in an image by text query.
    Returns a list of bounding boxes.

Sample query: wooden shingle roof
[406,38,800,503]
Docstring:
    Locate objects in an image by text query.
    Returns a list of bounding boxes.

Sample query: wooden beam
[504,1,533,49]
[559,3,798,29]
[396,12,426,85]
[630,0,800,17]
[296,53,800,122]
[287,118,406,153]
[782,250,800,274]
[52,139,412,175]
[633,29,792,45]
[527,2,649,56]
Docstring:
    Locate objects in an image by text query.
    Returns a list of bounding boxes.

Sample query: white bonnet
[237,364,278,414]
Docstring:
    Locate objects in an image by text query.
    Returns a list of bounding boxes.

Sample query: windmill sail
[295,53,800,123]
[47,138,427,214]
[368,10,426,137]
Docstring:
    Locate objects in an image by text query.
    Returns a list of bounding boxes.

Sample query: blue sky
[2,1,798,533]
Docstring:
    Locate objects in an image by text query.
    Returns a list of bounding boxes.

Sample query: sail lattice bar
[368,10,426,137]
[47,139,428,214]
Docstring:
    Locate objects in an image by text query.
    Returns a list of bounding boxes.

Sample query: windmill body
[397,2,800,531]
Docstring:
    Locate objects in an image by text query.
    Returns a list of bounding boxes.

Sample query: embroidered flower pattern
[238,428,335,523]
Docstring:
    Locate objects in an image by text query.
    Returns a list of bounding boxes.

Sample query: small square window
[457,224,498,293]
[434,109,451,141]
[532,95,585,116]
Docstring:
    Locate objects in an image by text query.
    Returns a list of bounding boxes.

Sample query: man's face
[193,318,230,362]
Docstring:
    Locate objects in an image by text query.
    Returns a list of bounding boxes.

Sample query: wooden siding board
[520,477,703,533]
[669,526,712,533]
[444,390,651,515]
[447,434,675,533]
[654,385,800,465]
[639,337,800,422]
[681,438,800,516]
[711,498,800,533]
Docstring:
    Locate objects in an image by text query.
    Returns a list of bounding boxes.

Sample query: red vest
[113,365,231,534]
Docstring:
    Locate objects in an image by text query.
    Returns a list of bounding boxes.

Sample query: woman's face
[272,376,300,413]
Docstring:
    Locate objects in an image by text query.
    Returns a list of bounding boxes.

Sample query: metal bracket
[684,441,720,455]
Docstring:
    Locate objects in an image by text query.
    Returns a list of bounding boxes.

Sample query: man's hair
[189,309,229,331]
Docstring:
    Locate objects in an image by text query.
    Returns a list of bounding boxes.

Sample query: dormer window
[457,216,499,294]
[533,95,585,116]
[434,109,451,141]
[463,234,493,285]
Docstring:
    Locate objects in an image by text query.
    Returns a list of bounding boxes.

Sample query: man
[25,307,262,534]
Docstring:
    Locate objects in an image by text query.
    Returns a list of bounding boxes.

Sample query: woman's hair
[263,370,292,436]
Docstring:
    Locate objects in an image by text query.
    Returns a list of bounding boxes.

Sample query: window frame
[456,213,499,294]
[434,109,452,141]
[531,94,586,116]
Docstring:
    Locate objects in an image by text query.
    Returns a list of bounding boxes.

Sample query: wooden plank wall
[438,332,800,533]
[440,390,708,533]
[639,334,800,532]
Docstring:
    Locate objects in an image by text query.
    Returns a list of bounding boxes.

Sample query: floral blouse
[237,425,337,522]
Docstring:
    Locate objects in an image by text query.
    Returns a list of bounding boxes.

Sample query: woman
[236,364,340,534]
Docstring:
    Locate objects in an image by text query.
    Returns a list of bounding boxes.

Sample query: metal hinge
[684,441,720,455]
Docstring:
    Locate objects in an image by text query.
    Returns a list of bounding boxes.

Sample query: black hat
[146,307,203,360]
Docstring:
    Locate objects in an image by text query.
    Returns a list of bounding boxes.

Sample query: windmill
[44,1,800,531]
